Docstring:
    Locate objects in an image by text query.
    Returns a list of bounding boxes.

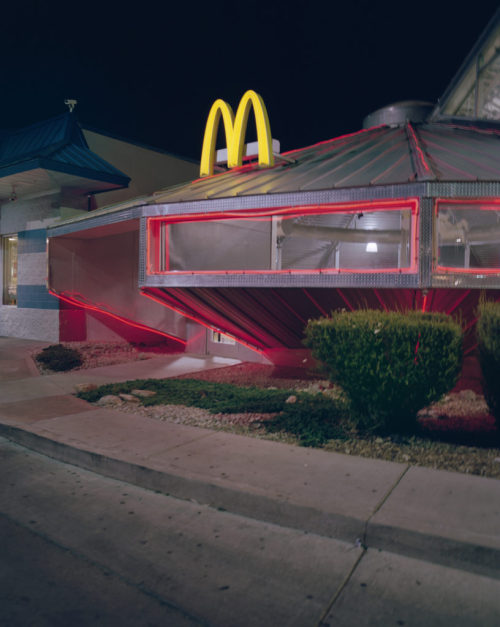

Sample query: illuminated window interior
[436,200,500,271]
[2,234,18,305]
[211,330,236,345]
[148,201,418,275]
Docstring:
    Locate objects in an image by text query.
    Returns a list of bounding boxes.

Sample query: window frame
[2,234,18,306]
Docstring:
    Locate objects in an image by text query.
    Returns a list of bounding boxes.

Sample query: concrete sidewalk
[1,337,499,581]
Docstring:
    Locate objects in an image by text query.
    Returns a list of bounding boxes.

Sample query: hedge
[305,310,463,434]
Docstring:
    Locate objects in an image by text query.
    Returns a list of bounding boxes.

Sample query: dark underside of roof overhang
[141,286,493,353]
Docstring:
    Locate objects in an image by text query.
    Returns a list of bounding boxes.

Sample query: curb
[2,422,500,580]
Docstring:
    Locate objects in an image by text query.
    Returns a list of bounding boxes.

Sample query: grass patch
[77,377,349,446]
[76,376,500,477]
[78,378,295,413]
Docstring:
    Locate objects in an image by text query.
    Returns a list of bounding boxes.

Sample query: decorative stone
[97,395,123,406]
[119,393,141,403]
[74,383,98,393]
[131,389,157,397]
[285,395,297,404]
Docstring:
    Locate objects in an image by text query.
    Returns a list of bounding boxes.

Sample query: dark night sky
[2,1,499,161]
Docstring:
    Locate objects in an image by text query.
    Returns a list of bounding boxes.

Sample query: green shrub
[305,310,463,435]
[36,344,83,372]
[476,301,500,425]
[262,395,350,447]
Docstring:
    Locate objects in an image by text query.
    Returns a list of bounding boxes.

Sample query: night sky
[2,1,499,161]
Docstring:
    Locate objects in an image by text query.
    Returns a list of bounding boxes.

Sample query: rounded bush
[305,310,463,435]
[36,344,83,372]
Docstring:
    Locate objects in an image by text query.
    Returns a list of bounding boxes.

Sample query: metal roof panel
[0,112,130,190]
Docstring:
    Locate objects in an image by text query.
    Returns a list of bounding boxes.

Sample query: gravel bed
[39,347,500,479]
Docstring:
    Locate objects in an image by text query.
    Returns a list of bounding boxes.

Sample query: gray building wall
[0,193,86,341]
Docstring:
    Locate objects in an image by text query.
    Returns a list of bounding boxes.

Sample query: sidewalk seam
[2,423,500,580]
[362,465,410,545]
[315,548,366,627]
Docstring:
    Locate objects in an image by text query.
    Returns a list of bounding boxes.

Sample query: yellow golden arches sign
[200,90,274,177]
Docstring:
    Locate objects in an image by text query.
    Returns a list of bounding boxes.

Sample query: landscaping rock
[74,383,98,393]
[97,395,123,406]
[119,393,140,403]
[131,389,157,398]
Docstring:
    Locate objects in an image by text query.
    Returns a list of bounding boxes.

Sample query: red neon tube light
[140,289,266,356]
[435,198,500,275]
[147,198,419,276]
[50,289,186,346]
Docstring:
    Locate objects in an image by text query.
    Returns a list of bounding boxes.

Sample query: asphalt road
[2,437,500,627]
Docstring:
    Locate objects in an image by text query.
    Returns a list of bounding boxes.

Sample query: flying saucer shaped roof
[144,117,500,205]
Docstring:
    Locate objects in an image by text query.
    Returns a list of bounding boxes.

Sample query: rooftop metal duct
[363,100,434,128]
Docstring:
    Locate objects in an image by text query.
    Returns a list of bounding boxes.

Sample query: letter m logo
[200,90,274,177]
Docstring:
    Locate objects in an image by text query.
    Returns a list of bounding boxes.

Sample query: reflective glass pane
[149,206,415,274]
[2,235,18,305]
[437,202,500,270]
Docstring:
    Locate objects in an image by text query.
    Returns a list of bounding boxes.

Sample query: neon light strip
[280,125,387,157]
[49,289,186,346]
[148,199,417,224]
[271,289,308,323]
[140,289,266,356]
[149,267,415,276]
[435,198,500,274]
[421,292,428,312]
[436,198,500,211]
[147,199,419,276]
[189,125,387,183]
[463,343,478,357]
[336,288,354,311]
[302,289,328,316]
[406,122,432,175]
[373,289,388,312]
[446,123,500,137]
[446,290,471,315]
[435,266,500,276]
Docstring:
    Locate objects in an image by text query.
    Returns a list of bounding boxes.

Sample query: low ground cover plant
[79,378,297,413]
[36,344,83,372]
[305,310,463,435]
[263,395,350,447]
[77,378,350,446]
[477,301,500,425]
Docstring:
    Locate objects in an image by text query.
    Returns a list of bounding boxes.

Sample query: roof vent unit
[363,100,434,129]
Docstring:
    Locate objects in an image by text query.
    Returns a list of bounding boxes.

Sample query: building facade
[0,112,198,343]
[4,10,500,367]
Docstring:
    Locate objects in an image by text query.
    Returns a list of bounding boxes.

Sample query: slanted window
[147,200,418,275]
[2,235,18,305]
[436,200,500,272]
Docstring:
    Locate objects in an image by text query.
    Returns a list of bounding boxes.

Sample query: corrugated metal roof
[0,113,130,187]
[148,119,500,204]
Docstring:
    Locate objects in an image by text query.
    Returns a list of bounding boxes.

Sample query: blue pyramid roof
[0,112,130,186]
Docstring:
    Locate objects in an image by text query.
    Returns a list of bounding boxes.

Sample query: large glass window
[148,200,418,275]
[2,234,18,305]
[436,200,500,272]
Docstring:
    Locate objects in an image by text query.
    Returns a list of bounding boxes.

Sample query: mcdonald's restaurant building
[3,11,500,369]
